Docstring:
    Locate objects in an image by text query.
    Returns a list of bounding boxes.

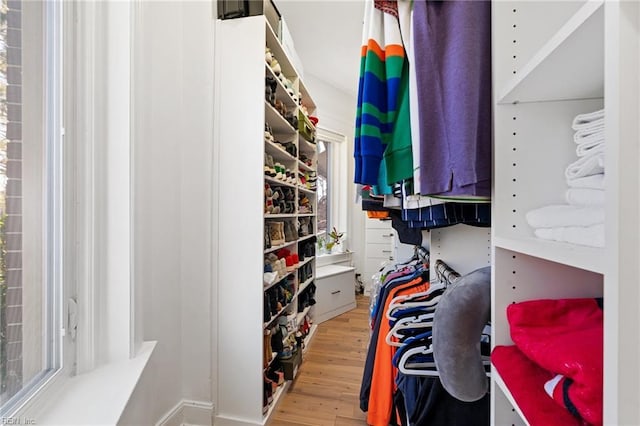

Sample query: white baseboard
[156,399,214,426]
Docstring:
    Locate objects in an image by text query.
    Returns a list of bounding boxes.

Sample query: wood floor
[268,295,370,426]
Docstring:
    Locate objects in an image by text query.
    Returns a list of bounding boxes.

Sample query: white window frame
[316,127,348,248]
[12,0,138,421]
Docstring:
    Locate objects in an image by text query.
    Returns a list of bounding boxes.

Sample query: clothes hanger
[386,286,445,320]
[386,318,434,346]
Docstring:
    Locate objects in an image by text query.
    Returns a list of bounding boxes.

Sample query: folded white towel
[565,188,605,206]
[573,119,605,136]
[567,173,605,190]
[526,204,605,228]
[574,128,604,144]
[576,141,604,158]
[534,223,604,248]
[572,109,605,129]
[565,152,604,180]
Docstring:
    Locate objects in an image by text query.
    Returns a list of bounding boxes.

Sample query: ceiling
[275,0,365,98]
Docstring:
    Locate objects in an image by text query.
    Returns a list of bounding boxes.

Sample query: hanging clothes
[354,0,414,189]
[412,0,492,197]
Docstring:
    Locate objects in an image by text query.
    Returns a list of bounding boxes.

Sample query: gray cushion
[433,266,491,402]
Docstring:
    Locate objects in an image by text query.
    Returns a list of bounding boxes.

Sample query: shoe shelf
[265,63,298,109]
[264,175,296,189]
[265,100,296,134]
[298,276,315,295]
[264,240,296,254]
[263,299,295,330]
[297,233,316,243]
[296,306,312,325]
[264,213,297,219]
[265,139,297,163]
[263,380,291,424]
[297,213,315,218]
[263,270,295,292]
[298,159,314,172]
[302,324,318,355]
[264,351,279,372]
[298,133,317,153]
[265,15,299,85]
[298,185,316,195]
[297,256,314,270]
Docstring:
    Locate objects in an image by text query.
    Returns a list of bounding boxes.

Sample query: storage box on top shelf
[218,0,281,34]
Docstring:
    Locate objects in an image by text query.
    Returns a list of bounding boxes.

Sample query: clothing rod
[434,259,460,284]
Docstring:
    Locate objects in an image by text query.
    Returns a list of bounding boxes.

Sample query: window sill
[316,250,353,267]
[36,341,157,425]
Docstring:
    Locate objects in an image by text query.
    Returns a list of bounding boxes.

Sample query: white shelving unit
[491,1,640,425]
[214,13,319,426]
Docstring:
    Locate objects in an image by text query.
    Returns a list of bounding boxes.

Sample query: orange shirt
[367,276,430,426]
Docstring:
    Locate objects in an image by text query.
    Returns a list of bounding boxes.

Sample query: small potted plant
[326,227,344,253]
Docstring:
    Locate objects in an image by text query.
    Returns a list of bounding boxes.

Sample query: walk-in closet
[8,1,639,426]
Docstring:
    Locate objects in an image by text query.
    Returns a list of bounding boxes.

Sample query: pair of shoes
[283,220,297,242]
[265,47,281,76]
[299,153,313,167]
[267,222,285,247]
[265,123,275,143]
[265,75,277,106]
[265,252,286,278]
[264,156,277,179]
[298,195,312,214]
[298,217,313,237]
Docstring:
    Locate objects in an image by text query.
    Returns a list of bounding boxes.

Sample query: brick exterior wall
[2,0,22,399]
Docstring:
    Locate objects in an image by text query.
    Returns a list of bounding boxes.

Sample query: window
[315,128,348,251]
[0,0,64,416]
[316,140,330,235]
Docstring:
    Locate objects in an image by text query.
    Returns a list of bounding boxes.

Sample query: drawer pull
[331,290,341,295]
[383,233,393,237]
[382,250,392,253]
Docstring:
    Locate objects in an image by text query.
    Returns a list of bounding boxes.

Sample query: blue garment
[401,203,491,229]
[360,268,428,412]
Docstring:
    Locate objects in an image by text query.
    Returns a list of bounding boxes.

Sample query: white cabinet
[315,264,356,324]
[213,13,320,425]
[491,1,640,425]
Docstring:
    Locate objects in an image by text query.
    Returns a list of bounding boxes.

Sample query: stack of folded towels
[526,109,605,248]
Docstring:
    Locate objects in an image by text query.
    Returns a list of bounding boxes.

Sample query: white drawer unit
[365,228,396,245]
[315,265,356,324]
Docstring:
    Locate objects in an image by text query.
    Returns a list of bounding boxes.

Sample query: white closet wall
[491,1,640,424]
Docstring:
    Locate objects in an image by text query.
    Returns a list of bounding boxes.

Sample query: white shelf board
[297,234,316,243]
[298,185,316,195]
[298,276,314,295]
[298,159,313,172]
[497,0,604,104]
[265,100,296,134]
[493,235,604,274]
[265,16,300,82]
[264,213,296,219]
[493,366,530,426]
[263,298,295,329]
[264,240,296,254]
[263,270,295,292]
[298,77,317,114]
[297,256,313,270]
[296,306,311,325]
[261,380,291,425]
[302,324,318,355]
[265,140,296,163]
[297,213,316,218]
[298,133,317,153]
[264,175,296,189]
[265,63,298,108]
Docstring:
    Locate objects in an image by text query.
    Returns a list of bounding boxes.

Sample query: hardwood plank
[268,295,370,426]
